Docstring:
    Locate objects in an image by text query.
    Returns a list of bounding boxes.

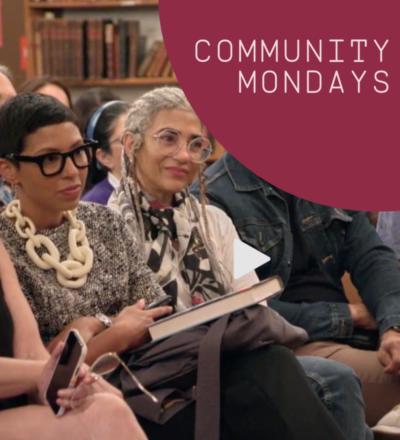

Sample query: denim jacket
[191,153,400,340]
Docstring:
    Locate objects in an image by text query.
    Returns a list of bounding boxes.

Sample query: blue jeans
[298,356,373,440]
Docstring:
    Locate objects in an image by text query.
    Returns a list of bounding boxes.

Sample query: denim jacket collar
[224,154,272,193]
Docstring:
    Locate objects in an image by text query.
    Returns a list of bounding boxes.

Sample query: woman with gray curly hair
[109,86,373,440]
[110,86,253,306]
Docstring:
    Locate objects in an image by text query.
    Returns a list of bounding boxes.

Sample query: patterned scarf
[114,176,223,306]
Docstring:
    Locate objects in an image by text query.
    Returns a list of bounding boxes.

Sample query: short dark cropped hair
[0,93,79,158]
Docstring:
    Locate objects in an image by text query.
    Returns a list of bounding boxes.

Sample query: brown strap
[194,314,230,440]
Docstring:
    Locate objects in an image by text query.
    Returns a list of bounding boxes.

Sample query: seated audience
[82,101,129,204]
[0,239,148,440]
[191,152,400,428]
[74,87,122,133]
[110,86,372,440]
[376,211,400,261]
[0,64,17,207]
[0,93,355,440]
[18,77,72,109]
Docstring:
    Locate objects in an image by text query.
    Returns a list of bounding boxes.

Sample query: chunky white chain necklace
[4,200,93,288]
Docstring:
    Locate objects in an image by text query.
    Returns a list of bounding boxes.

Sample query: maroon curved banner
[160,0,400,210]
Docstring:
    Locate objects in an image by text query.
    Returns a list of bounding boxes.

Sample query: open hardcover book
[147,275,284,341]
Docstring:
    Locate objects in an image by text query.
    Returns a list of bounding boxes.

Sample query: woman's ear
[0,159,20,185]
[123,132,135,160]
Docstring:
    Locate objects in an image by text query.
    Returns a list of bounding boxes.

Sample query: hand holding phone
[44,329,87,417]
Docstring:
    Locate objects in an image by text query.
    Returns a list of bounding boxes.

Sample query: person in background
[191,152,400,432]
[376,212,400,261]
[74,87,122,133]
[0,65,17,207]
[82,101,129,204]
[18,77,72,109]
[0,239,148,440]
[110,86,373,440]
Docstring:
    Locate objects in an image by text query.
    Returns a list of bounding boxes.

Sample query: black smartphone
[145,295,174,310]
[45,329,87,417]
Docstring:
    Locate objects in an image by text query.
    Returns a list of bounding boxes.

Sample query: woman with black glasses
[0,93,171,355]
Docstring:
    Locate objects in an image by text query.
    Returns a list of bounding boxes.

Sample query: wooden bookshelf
[1,0,26,86]
[24,0,226,163]
[24,0,174,84]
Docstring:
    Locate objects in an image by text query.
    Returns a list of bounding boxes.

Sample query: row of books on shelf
[33,18,174,80]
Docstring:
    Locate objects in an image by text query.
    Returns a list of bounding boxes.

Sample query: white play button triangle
[234,239,271,280]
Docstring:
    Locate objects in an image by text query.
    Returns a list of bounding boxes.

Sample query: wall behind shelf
[0,0,26,86]
[64,8,164,104]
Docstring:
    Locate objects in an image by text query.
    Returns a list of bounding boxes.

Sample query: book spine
[65,21,72,79]
[77,21,84,80]
[147,41,165,78]
[42,20,51,76]
[119,21,127,79]
[161,59,172,78]
[96,20,104,79]
[104,21,114,79]
[55,20,62,77]
[138,40,160,78]
[33,20,44,77]
[48,20,56,77]
[82,21,88,79]
[127,21,140,78]
[86,21,96,79]
[61,20,69,78]
[114,22,120,79]
[152,42,168,78]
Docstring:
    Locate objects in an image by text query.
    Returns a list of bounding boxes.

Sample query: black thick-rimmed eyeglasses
[6,140,99,177]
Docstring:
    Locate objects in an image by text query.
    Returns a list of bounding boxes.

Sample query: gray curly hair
[124,86,202,150]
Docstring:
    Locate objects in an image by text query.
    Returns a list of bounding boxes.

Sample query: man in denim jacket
[192,152,400,427]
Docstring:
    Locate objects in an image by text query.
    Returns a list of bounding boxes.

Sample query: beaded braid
[129,157,147,253]
[189,163,233,293]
